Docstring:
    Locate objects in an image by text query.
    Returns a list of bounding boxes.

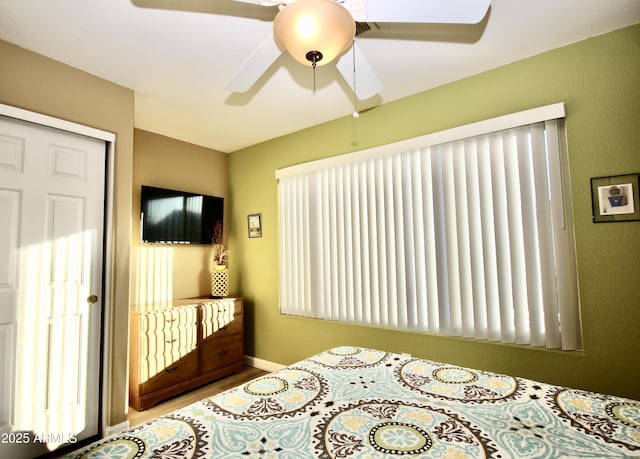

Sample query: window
[276,104,581,350]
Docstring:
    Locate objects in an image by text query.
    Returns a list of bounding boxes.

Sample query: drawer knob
[165,366,179,373]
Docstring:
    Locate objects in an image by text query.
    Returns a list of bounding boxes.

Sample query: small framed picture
[248,213,262,238]
[591,173,640,223]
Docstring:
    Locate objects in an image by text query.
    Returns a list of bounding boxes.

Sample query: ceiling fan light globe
[296,15,317,38]
[273,0,355,67]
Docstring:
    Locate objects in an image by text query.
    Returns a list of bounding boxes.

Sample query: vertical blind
[277,112,581,350]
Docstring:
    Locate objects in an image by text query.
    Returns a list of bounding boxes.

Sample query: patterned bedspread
[67,347,640,458]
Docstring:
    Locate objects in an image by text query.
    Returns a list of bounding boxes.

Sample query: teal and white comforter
[67,347,640,458]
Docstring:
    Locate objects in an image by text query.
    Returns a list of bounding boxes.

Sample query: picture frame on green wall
[591,173,640,223]
[248,213,262,238]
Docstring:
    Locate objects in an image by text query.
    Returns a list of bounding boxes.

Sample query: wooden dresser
[129,297,244,411]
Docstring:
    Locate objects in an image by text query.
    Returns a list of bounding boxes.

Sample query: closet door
[0,116,105,457]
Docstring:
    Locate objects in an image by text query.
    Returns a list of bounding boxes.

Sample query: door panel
[0,178,20,434]
[0,324,15,431]
[0,190,20,319]
[45,195,89,434]
[0,115,105,457]
[0,133,25,173]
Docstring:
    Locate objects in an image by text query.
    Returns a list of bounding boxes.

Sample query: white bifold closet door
[0,115,105,458]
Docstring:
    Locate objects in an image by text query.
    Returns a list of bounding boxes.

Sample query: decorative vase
[211,265,229,298]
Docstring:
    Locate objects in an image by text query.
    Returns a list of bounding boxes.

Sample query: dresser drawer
[199,335,243,374]
[130,298,244,411]
[139,325,197,358]
[138,306,198,333]
[201,300,242,340]
[140,350,198,394]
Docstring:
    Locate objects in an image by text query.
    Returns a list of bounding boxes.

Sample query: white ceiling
[1,0,639,152]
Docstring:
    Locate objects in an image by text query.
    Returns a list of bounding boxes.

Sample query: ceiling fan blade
[336,42,383,100]
[131,0,278,20]
[364,0,490,24]
[224,34,282,92]
[229,0,281,5]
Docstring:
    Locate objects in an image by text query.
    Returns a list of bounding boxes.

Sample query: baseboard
[244,354,285,373]
[104,419,130,436]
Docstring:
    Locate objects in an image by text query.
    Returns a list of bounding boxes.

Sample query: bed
[66,346,640,458]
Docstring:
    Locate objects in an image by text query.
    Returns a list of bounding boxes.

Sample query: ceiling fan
[224,0,491,99]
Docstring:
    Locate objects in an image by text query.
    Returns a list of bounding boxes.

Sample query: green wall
[229,23,640,400]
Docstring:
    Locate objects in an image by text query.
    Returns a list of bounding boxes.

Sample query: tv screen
[140,185,223,244]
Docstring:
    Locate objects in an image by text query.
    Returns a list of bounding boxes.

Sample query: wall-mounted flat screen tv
[140,185,223,244]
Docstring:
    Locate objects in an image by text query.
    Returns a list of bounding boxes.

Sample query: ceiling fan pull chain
[352,39,359,118]
[305,50,323,93]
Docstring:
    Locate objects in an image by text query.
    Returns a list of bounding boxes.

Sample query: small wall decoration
[591,173,640,223]
[248,213,262,238]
